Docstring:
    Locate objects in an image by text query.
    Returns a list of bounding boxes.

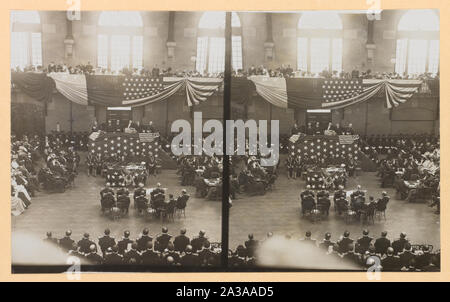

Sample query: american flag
[122,76,164,101]
[291,136,360,159]
[89,135,160,158]
[322,79,363,102]
[138,132,160,143]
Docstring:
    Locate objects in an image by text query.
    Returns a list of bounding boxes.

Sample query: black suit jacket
[173,235,190,252]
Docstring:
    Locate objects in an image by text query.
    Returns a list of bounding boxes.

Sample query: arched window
[196,12,243,74]
[97,11,144,72]
[10,11,42,70]
[395,10,439,75]
[297,11,343,74]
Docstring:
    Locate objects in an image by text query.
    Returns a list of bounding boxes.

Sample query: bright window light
[98,11,143,27]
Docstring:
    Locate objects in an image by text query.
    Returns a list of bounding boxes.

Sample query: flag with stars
[290,135,360,162]
[122,76,164,102]
[88,132,160,159]
[322,79,363,103]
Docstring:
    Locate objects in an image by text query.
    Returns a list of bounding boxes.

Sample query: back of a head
[305,231,311,238]
[124,230,130,238]
[89,244,96,252]
[185,245,193,253]
[104,228,111,236]
[387,247,394,256]
[381,231,387,237]
[146,241,153,250]
[66,230,72,237]
[162,227,168,234]
[143,228,149,236]
[180,228,186,235]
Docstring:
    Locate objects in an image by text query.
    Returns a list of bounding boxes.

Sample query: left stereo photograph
[10,10,226,273]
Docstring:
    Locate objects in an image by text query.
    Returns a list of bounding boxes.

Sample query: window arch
[97,11,144,72]
[395,10,439,75]
[297,11,343,75]
[10,10,42,70]
[195,12,243,74]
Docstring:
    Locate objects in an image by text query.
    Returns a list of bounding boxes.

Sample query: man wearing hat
[59,230,75,252]
[191,230,208,253]
[374,231,391,256]
[173,228,190,253]
[356,229,373,254]
[117,230,134,256]
[77,233,96,254]
[98,229,116,257]
[136,228,153,252]
[155,227,172,252]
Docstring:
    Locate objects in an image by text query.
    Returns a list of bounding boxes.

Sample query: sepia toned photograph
[10,8,440,273]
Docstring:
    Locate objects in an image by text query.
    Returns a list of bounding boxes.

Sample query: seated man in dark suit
[301,194,316,215]
[191,230,208,253]
[319,233,335,251]
[117,230,134,256]
[398,243,415,269]
[374,231,391,256]
[180,245,199,266]
[244,234,259,257]
[391,232,408,255]
[141,242,161,266]
[59,230,75,252]
[136,228,153,252]
[337,231,354,254]
[174,228,190,253]
[356,229,373,254]
[77,233,96,254]
[381,247,401,272]
[155,227,172,252]
[98,228,116,257]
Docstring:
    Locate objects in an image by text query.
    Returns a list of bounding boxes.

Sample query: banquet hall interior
[10,10,439,271]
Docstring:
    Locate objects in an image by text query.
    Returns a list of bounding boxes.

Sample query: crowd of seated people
[11,134,42,216]
[362,133,439,206]
[11,132,81,215]
[43,227,220,266]
[235,64,439,81]
[234,155,278,197]
[177,154,223,201]
[12,60,440,85]
[47,130,89,151]
[229,230,440,271]
[299,184,389,223]
[99,181,189,220]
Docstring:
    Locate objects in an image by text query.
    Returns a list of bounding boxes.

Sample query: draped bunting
[248,76,288,108]
[249,77,422,110]
[48,73,88,105]
[12,72,426,110]
[12,73,222,107]
[11,72,55,103]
